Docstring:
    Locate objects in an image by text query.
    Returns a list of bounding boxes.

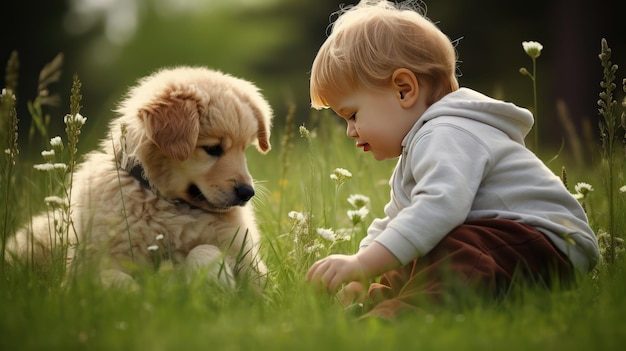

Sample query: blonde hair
[310,0,459,109]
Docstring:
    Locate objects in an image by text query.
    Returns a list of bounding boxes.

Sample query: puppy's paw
[100,269,140,291]
[185,244,235,290]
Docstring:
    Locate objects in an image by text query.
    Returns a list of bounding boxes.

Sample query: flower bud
[522,41,543,59]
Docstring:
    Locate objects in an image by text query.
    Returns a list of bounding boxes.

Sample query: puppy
[7,66,273,290]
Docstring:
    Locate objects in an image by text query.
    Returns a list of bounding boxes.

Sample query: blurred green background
[2,0,624,162]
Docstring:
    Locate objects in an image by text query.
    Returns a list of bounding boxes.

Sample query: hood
[412,88,534,145]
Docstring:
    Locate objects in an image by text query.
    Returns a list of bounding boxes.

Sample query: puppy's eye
[202,145,223,157]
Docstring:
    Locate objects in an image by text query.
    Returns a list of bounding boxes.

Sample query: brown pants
[363,219,574,319]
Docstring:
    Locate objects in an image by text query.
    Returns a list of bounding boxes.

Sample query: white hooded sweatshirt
[361,88,599,273]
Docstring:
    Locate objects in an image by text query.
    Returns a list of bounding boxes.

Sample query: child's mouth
[357,142,370,152]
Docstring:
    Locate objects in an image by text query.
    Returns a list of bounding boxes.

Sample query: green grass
[2,269,626,351]
[1,118,625,351]
[1,48,626,350]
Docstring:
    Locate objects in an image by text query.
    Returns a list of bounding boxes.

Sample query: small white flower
[50,136,63,148]
[34,163,54,171]
[53,163,68,170]
[4,149,10,155]
[620,185,626,193]
[334,168,352,178]
[574,182,593,196]
[335,228,352,241]
[347,207,369,225]
[299,125,311,139]
[44,196,68,207]
[331,168,352,185]
[572,193,584,201]
[288,211,309,236]
[147,245,159,251]
[522,41,543,59]
[64,113,87,126]
[1,88,15,100]
[347,194,370,209]
[304,242,324,254]
[41,150,55,158]
[288,211,305,223]
[316,228,337,242]
[155,234,164,241]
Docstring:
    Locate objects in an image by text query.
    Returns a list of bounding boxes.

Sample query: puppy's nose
[236,184,255,203]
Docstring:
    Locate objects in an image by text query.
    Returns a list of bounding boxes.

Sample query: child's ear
[391,68,419,108]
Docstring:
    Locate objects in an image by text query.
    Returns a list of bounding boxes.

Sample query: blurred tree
[1,0,75,155]
[430,0,624,158]
[68,0,358,146]
[1,0,623,159]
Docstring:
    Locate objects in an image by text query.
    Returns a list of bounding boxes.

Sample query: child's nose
[346,121,358,138]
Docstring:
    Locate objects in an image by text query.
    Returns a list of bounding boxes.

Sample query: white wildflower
[572,193,584,201]
[335,228,352,241]
[4,149,10,155]
[288,211,305,223]
[155,234,164,241]
[50,136,63,152]
[522,41,543,59]
[334,168,352,178]
[574,182,593,196]
[304,242,324,254]
[347,194,370,209]
[34,163,67,171]
[347,207,369,225]
[316,228,337,242]
[50,136,63,148]
[64,112,87,126]
[1,88,15,100]
[331,168,352,185]
[299,125,311,139]
[44,196,68,207]
[288,210,309,239]
[620,185,626,193]
[33,163,54,171]
[41,150,55,161]
[147,245,159,251]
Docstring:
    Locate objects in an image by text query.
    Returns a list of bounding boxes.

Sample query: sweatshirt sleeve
[359,197,396,248]
[368,124,491,265]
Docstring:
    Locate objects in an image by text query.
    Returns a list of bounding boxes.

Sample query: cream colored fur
[7,66,273,290]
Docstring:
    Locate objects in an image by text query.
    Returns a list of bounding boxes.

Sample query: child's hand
[306,254,367,294]
[336,281,367,306]
[306,243,400,294]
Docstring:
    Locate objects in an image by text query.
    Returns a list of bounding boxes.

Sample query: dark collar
[127,162,151,190]
[118,154,201,211]
[118,152,153,191]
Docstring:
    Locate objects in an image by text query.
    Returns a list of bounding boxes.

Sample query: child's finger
[337,281,366,306]
[305,259,324,281]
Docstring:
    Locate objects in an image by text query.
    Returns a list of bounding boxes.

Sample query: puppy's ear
[139,88,202,161]
[236,90,273,154]
[254,103,272,154]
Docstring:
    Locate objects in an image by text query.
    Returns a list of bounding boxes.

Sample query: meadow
[1,41,625,350]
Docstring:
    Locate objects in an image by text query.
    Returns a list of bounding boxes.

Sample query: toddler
[305,0,599,319]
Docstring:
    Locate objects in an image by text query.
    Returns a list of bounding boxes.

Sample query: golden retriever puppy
[7,66,273,290]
